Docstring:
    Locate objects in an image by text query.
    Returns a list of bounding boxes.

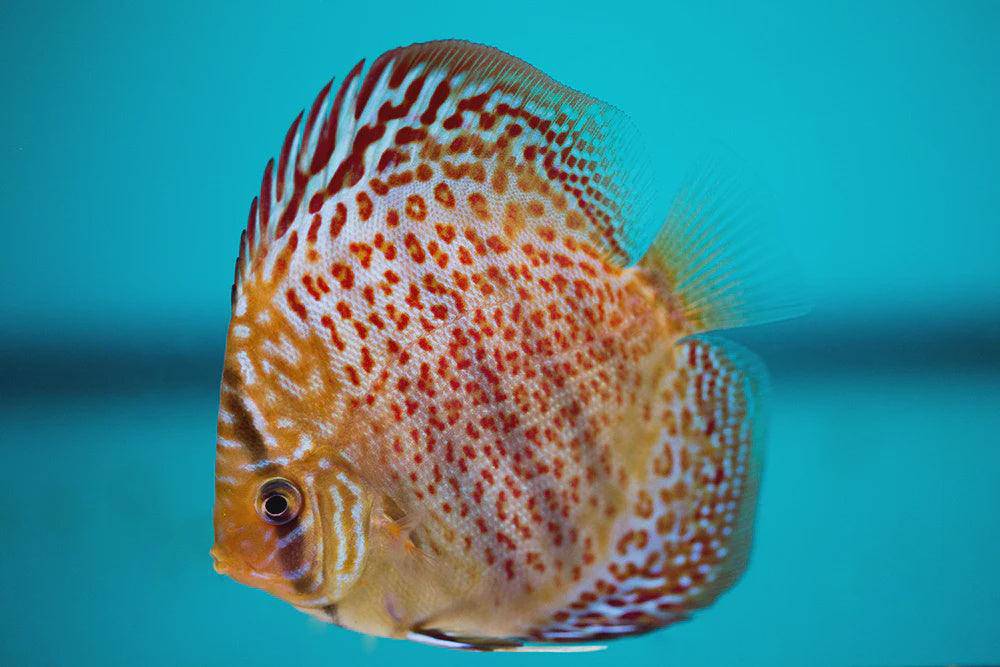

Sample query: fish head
[211,320,372,611]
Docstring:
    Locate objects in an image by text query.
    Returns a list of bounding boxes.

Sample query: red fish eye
[256,478,302,525]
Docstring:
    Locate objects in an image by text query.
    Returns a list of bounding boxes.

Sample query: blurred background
[2,1,998,665]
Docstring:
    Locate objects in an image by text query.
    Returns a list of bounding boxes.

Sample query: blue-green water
[2,1,999,665]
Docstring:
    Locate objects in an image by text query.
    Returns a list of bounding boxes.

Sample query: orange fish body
[211,40,805,650]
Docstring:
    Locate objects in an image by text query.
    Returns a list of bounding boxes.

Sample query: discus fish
[210,39,806,651]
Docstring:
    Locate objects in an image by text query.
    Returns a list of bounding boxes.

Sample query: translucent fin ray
[641,150,811,331]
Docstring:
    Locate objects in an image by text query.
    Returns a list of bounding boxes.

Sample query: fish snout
[210,544,228,575]
[210,543,265,587]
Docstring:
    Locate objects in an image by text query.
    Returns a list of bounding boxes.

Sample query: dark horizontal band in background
[1,313,997,399]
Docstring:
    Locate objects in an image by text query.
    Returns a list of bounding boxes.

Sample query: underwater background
[2,1,998,664]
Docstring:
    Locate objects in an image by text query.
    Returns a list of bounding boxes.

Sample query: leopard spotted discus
[210,39,806,652]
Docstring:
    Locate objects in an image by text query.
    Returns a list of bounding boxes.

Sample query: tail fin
[640,151,811,332]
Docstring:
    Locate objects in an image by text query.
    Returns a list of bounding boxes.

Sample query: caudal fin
[640,151,811,332]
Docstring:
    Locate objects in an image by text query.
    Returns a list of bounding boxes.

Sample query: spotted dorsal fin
[231,39,661,304]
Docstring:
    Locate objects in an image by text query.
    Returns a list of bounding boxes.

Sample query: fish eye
[255,478,302,525]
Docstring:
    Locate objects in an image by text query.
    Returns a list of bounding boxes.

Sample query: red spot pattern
[532,339,758,640]
[285,288,308,320]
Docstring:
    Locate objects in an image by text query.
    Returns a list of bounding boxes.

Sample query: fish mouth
[211,543,317,599]
[209,545,228,575]
[210,545,244,579]
[209,544,265,584]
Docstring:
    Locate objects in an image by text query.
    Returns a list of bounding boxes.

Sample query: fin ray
[641,149,811,331]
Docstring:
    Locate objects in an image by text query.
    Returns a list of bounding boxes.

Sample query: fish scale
[212,39,806,651]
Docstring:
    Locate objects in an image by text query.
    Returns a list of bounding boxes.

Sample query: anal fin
[670,334,768,610]
[406,629,604,653]
[529,335,768,641]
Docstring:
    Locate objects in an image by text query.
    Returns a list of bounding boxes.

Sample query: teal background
[2,1,998,665]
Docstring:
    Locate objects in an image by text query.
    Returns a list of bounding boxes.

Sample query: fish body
[211,40,805,649]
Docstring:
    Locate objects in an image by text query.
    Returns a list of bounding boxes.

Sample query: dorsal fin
[231,39,660,304]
